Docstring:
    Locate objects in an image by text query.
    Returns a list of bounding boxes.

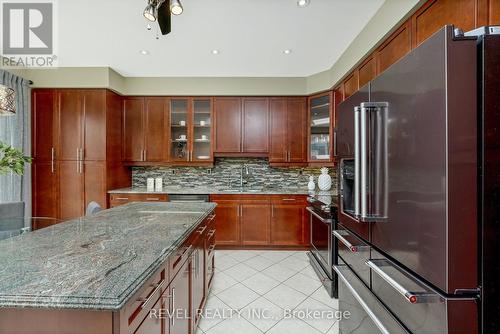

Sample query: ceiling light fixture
[211,49,220,55]
[140,50,150,55]
[283,49,292,55]
[297,0,310,8]
[170,0,184,15]
[143,1,157,21]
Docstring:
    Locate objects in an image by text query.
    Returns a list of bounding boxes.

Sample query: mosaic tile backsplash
[132,158,338,191]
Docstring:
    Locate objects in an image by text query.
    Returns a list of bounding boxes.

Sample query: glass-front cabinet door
[309,93,332,162]
[170,99,190,162]
[191,98,213,162]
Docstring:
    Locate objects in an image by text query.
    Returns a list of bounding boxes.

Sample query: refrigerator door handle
[359,102,389,222]
[354,106,361,218]
[366,259,443,304]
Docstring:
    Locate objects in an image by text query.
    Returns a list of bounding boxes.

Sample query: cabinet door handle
[76,148,80,161]
[197,226,207,235]
[333,130,337,157]
[144,149,147,161]
[171,287,176,327]
[80,148,84,161]
[139,279,165,309]
[80,160,84,174]
[271,204,274,218]
[51,147,55,173]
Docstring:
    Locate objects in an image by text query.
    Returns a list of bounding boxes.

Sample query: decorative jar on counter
[318,167,332,191]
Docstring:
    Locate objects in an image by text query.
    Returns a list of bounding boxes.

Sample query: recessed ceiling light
[211,49,220,55]
[140,50,150,55]
[283,49,292,55]
[297,0,310,8]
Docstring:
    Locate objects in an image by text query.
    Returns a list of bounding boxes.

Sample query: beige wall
[10,0,422,96]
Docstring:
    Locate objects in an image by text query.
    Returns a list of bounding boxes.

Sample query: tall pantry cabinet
[32,89,130,220]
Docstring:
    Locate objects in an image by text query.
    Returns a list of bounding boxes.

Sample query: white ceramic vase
[318,167,332,191]
[307,176,316,191]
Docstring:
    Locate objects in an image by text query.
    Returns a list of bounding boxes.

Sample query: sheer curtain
[0,70,31,216]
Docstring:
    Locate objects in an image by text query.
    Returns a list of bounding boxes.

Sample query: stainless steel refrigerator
[334,25,500,334]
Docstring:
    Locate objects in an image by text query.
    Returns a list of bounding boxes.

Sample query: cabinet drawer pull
[197,226,207,234]
[139,279,165,309]
[207,229,216,238]
[146,198,160,201]
[282,198,296,201]
[333,230,370,253]
[115,197,129,201]
[208,245,216,253]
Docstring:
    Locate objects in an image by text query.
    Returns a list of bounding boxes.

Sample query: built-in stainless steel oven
[307,196,338,298]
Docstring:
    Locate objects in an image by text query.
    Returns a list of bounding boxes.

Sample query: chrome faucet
[239,164,251,188]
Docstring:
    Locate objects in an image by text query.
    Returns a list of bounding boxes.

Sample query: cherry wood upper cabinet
[145,97,168,162]
[287,98,307,163]
[358,56,376,89]
[376,20,412,74]
[269,98,287,162]
[343,71,359,99]
[308,92,334,163]
[411,0,476,48]
[82,90,106,161]
[269,97,307,165]
[242,98,269,153]
[489,0,500,24]
[32,89,56,162]
[122,97,145,162]
[58,90,83,161]
[214,97,242,154]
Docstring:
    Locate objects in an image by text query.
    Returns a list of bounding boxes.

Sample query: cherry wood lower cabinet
[211,194,310,249]
[109,193,169,208]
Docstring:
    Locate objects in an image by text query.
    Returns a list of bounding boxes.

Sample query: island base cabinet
[169,257,192,334]
[134,298,164,334]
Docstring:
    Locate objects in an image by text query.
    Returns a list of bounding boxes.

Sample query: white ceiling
[57,0,385,77]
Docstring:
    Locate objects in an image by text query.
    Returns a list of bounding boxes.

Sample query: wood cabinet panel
[489,0,500,24]
[83,90,106,161]
[214,98,241,153]
[358,56,376,89]
[241,202,271,245]
[84,161,107,211]
[191,234,205,327]
[58,90,82,161]
[145,98,168,162]
[32,89,56,162]
[213,201,240,245]
[134,298,163,334]
[411,0,476,48]
[287,97,307,163]
[269,98,287,163]
[58,161,84,220]
[169,259,191,334]
[32,162,58,218]
[123,98,145,162]
[242,98,269,153]
[271,204,306,246]
[376,20,411,74]
[343,71,359,99]
[109,193,169,208]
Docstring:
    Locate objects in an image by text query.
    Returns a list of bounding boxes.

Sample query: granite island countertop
[0,202,216,311]
[108,186,337,196]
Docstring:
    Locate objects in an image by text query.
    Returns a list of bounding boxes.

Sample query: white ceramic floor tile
[295,297,338,333]
[300,263,319,280]
[278,256,311,272]
[243,255,275,271]
[223,263,259,282]
[261,263,298,282]
[283,272,322,295]
[310,286,339,310]
[195,326,205,334]
[241,272,280,295]
[227,250,260,262]
[267,318,322,334]
[216,255,240,271]
[197,295,232,332]
[258,251,296,263]
[205,317,263,334]
[327,320,339,334]
[215,250,232,258]
[263,284,308,310]
[290,251,310,262]
[217,283,260,309]
[241,296,284,332]
[211,271,238,295]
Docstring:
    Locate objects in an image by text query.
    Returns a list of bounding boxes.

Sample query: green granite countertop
[0,202,216,311]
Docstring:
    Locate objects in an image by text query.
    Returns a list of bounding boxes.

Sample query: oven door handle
[306,207,332,224]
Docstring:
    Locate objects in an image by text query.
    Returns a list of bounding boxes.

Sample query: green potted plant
[0,141,32,175]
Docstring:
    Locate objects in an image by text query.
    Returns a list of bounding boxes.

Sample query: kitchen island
[0,202,216,334]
